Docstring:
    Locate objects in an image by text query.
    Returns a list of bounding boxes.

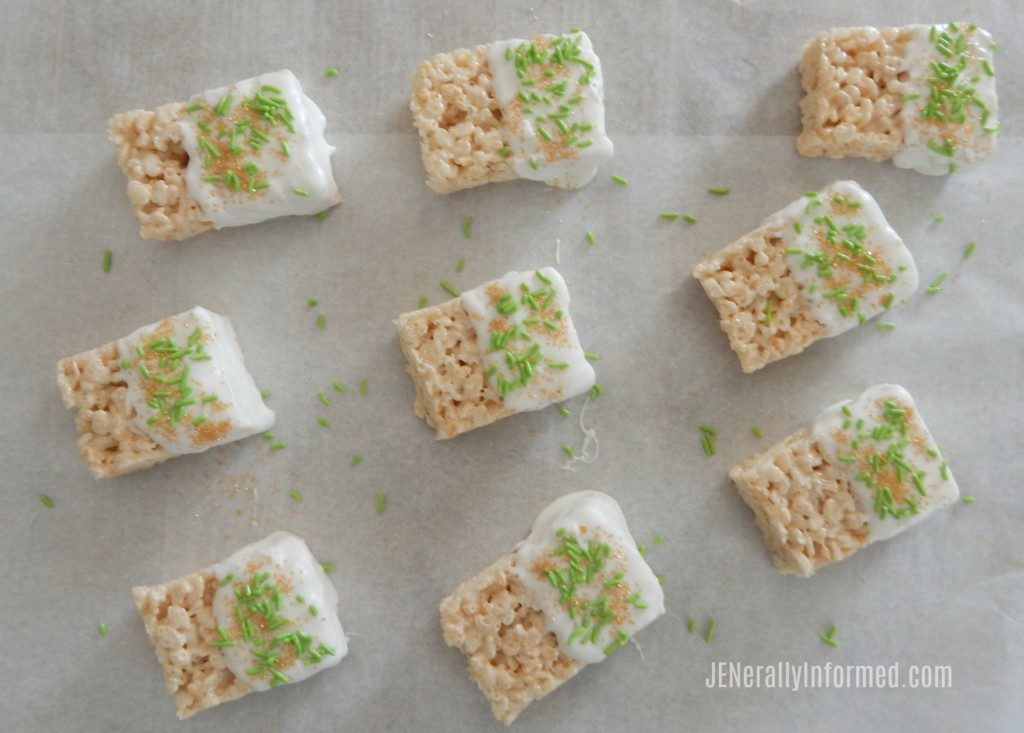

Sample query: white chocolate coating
[488,31,613,189]
[812,384,959,542]
[211,532,347,692]
[117,306,274,454]
[461,267,594,413]
[512,491,665,665]
[179,70,340,228]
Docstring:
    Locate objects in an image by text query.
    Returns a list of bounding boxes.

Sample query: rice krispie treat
[133,531,347,718]
[109,69,340,240]
[730,384,960,577]
[692,180,918,373]
[396,267,594,438]
[797,23,999,175]
[57,306,274,478]
[411,30,613,193]
[441,491,664,724]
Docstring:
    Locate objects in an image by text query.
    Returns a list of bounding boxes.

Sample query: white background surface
[1,1,1022,731]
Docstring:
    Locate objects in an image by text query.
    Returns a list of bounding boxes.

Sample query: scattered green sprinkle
[289,490,302,502]
[359,378,368,396]
[683,213,697,223]
[416,296,428,308]
[309,605,318,616]
[270,440,286,450]
[585,230,596,244]
[219,572,235,587]
[820,623,839,648]
[260,389,271,399]
[584,351,599,361]
[638,543,648,557]
[262,431,274,439]
[97,623,108,636]
[561,444,575,458]
[375,492,388,515]
[707,186,731,196]
[307,298,319,307]
[324,67,339,77]
[961,495,975,504]
[454,257,465,273]
[440,280,460,297]
[589,383,602,398]
[316,313,326,329]
[461,216,472,238]
[933,213,946,223]
[751,426,763,438]
[686,618,696,634]
[558,407,571,417]
[292,186,308,196]
[876,321,897,330]
[331,381,348,394]
[926,271,948,294]
[101,249,112,273]
[703,618,717,643]
[314,210,330,222]
[652,535,665,546]
[38,493,54,508]
[317,417,331,428]
[660,211,680,220]
[317,389,330,406]
[321,561,336,573]
[611,174,628,186]
[964,241,977,259]
[350,453,363,466]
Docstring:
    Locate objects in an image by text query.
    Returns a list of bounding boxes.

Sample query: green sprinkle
[660,211,680,220]
[611,174,628,186]
[933,213,946,223]
[683,213,697,223]
[280,141,291,158]
[699,424,716,436]
[97,623,108,636]
[585,230,596,244]
[359,378,368,397]
[961,495,975,505]
[316,313,326,330]
[637,543,648,557]
[876,321,897,330]
[963,241,977,259]
[331,381,348,394]
[202,393,218,403]
[185,102,204,113]
[751,426,763,438]
[820,623,839,648]
[700,431,715,457]
[191,415,207,426]
[529,157,539,170]
[38,493,54,508]
[589,383,602,398]
[558,407,571,417]
[260,389,271,399]
[498,145,512,158]
[314,209,330,222]
[350,453,363,466]
[707,186,731,196]
[270,440,286,450]
[703,618,717,643]
[584,351,599,361]
[317,389,331,406]
[927,271,948,294]
[218,572,235,587]
[416,296,428,308]
[292,186,309,196]
[455,257,465,273]
[461,216,472,238]
[982,60,995,77]
[375,492,388,515]
[902,91,922,102]
[289,490,302,502]
[561,444,575,458]
[307,298,319,307]
[309,605,318,616]
[324,67,340,77]
[440,280,460,297]
[652,534,665,546]
[686,618,696,634]
[321,561,336,573]
[101,249,112,273]
[317,417,331,427]
[262,431,274,439]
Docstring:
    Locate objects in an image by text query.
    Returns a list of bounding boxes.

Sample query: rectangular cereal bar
[396,267,594,438]
[133,532,347,718]
[57,306,273,477]
[729,384,960,577]
[440,491,664,724]
[692,180,917,373]
[797,23,999,175]
[411,30,612,193]
[109,69,340,240]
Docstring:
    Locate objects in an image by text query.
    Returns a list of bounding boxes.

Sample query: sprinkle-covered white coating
[767,181,918,336]
[512,491,665,665]
[211,532,347,692]
[894,24,999,176]
[179,70,340,228]
[117,307,274,454]
[812,384,959,543]
[461,267,594,413]
[488,31,613,189]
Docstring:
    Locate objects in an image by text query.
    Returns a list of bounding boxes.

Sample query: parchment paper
[1,1,1022,731]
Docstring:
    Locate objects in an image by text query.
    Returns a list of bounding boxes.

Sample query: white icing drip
[562,392,599,471]
[893,24,999,175]
[211,532,348,692]
[461,267,594,413]
[766,180,918,337]
[117,307,274,455]
[812,384,960,543]
[488,32,613,189]
[179,70,340,228]
[512,491,665,664]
